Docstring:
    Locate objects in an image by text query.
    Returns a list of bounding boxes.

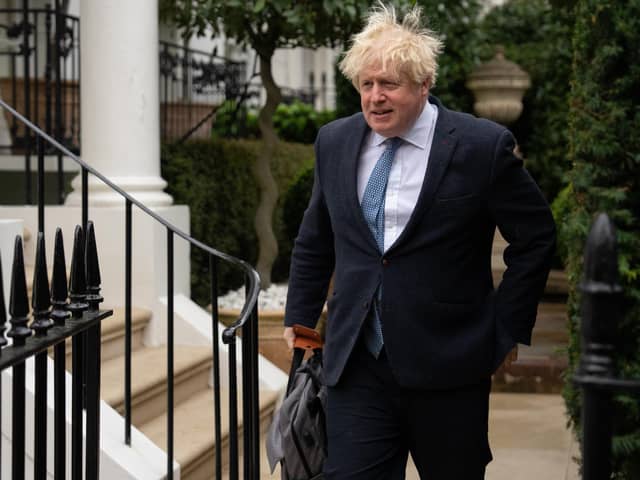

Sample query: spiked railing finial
[31,232,53,336]
[50,227,70,326]
[85,221,103,312]
[67,225,88,318]
[0,253,8,348]
[7,236,32,345]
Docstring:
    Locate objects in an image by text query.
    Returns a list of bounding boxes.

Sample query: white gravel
[218,283,288,311]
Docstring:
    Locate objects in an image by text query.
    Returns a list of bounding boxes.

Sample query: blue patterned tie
[360,137,401,357]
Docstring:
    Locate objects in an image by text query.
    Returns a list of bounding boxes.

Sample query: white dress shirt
[357,101,439,252]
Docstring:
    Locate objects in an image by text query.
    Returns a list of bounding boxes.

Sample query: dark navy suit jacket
[284,97,556,389]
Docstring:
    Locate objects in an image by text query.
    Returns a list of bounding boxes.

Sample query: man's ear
[420,79,430,97]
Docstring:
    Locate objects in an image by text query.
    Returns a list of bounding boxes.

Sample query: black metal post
[228,340,238,480]
[125,199,132,445]
[85,222,103,480]
[23,0,32,204]
[11,53,18,146]
[0,255,8,480]
[161,43,169,140]
[31,233,53,480]
[167,229,174,480]
[81,167,88,232]
[51,228,70,480]
[209,255,222,479]
[55,0,64,202]
[81,167,88,413]
[68,225,88,480]
[33,8,39,134]
[73,19,80,150]
[45,5,53,137]
[250,300,260,478]
[577,213,621,480]
[37,136,45,234]
[242,278,254,480]
[7,236,31,480]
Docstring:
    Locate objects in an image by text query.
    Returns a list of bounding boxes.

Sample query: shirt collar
[371,100,436,150]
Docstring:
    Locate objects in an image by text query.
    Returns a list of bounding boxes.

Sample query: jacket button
[382,258,389,266]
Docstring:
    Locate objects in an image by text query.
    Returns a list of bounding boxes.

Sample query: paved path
[263,393,580,479]
[406,393,580,480]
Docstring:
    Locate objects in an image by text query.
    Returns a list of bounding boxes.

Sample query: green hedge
[480,0,574,203]
[562,1,640,477]
[161,138,314,304]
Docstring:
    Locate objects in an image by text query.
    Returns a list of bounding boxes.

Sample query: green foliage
[281,164,315,250]
[479,0,574,202]
[212,100,336,144]
[334,58,362,118]
[160,0,370,56]
[161,139,314,303]
[561,1,640,477]
[272,164,315,284]
[273,101,336,144]
[211,100,260,139]
[417,0,484,113]
[160,0,370,286]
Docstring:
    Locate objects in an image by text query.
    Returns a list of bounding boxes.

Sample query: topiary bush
[561,1,640,477]
[162,138,314,303]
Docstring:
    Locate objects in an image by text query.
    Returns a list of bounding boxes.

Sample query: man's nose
[371,84,386,102]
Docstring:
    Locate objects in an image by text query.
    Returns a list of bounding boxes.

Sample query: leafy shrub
[479,0,574,202]
[162,138,314,303]
[561,1,640,477]
[279,165,315,269]
[212,99,335,144]
[274,101,334,144]
[211,100,259,139]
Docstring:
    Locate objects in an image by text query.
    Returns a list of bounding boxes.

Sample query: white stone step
[139,387,279,480]
[51,307,151,367]
[101,344,213,425]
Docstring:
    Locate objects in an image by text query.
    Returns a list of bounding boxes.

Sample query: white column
[67,0,172,206]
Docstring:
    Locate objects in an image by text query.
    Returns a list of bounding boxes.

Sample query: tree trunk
[253,52,282,288]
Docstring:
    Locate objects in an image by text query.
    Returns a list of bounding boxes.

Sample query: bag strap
[286,348,305,396]
[286,324,323,396]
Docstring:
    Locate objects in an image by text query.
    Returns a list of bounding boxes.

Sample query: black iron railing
[0,97,261,479]
[573,213,640,479]
[1,222,110,480]
[159,40,256,143]
[0,3,80,205]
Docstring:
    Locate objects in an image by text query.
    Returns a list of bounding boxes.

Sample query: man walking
[283,4,556,479]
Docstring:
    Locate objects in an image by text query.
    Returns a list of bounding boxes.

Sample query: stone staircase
[491,231,569,393]
[63,307,279,478]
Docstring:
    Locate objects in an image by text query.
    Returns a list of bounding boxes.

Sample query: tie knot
[386,137,401,155]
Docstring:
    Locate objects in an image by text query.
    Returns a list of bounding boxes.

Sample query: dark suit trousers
[324,339,493,479]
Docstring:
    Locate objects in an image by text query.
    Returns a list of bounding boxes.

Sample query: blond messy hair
[339,3,444,90]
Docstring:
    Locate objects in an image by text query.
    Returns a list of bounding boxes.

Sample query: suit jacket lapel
[341,116,379,250]
[388,98,458,253]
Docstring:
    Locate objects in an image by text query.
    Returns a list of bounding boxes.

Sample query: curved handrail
[0,97,260,341]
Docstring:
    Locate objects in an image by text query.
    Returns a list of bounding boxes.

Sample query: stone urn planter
[218,306,327,373]
[466,46,531,125]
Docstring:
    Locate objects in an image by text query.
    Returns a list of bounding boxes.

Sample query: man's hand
[502,345,519,370]
[283,327,296,350]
